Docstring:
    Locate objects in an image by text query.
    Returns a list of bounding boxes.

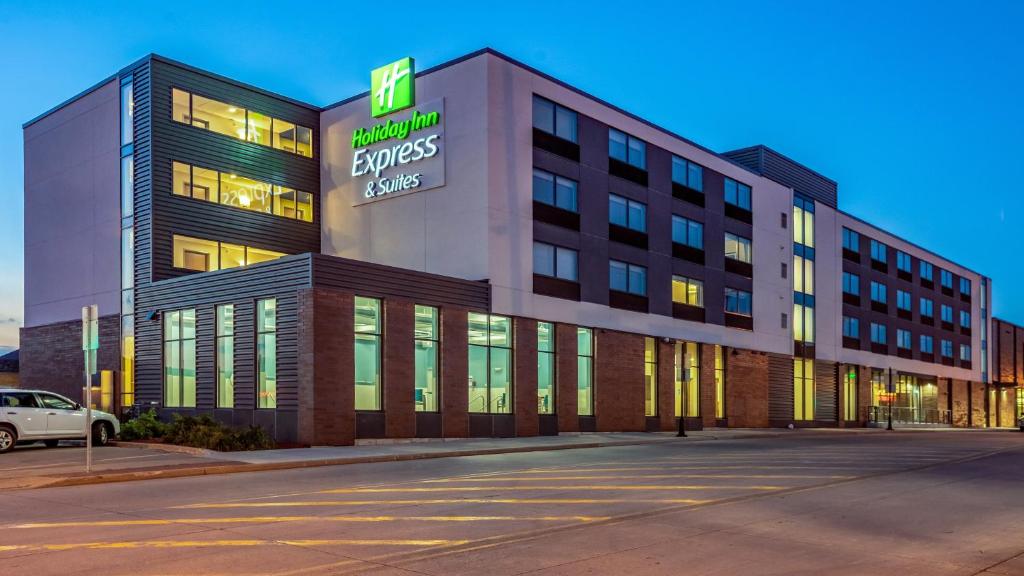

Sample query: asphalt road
[1,431,1023,575]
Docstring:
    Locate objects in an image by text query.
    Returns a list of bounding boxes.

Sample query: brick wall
[0,373,18,388]
[20,314,120,403]
[441,307,469,438]
[594,329,644,432]
[555,323,579,432]
[656,339,675,431]
[997,387,1016,427]
[384,300,415,438]
[971,383,987,427]
[726,349,770,427]
[514,320,539,437]
[297,289,355,446]
[951,379,969,427]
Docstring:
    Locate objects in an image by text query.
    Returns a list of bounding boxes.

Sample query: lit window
[674,341,699,417]
[163,309,196,408]
[355,297,382,411]
[577,328,594,416]
[172,235,286,272]
[672,275,704,308]
[645,337,657,417]
[537,322,555,415]
[672,215,704,249]
[794,358,814,420]
[609,128,646,169]
[793,255,813,295]
[793,195,815,247]
[216,304,234,408]
[533,95,578,143]
[172,160,314,222]
[256,299,276,409]
[468,313,513,414]
[671,156,703,192]
[414,305,439,412]
[724,178,752,211]
[610,260,646,296]
[725,233,752,263]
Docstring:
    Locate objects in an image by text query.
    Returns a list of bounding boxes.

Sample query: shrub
[119,409,169,441]
[164,414,275,452]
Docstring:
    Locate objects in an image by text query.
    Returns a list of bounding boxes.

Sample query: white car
[0,389,120,453]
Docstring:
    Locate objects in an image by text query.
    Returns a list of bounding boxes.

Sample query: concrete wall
[24,79,121,327]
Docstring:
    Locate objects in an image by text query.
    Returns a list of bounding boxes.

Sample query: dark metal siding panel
[722,146,838,209]
[131,62,154,286]
[768,352,793,421]
[722,147,762,174]
[134,255,312,411]
[312,255,491,311]
[815,359,838,422]
[148,59,320,282]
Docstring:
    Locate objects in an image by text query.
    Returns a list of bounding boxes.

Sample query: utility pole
[82,304,98,473]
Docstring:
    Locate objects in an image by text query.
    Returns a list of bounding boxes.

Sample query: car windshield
[37,394,76,410]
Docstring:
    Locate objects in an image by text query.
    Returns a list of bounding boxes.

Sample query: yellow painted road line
[10,515,610,529]
[0,539,468,553]
[178,498,713,509]
[421,474,852,482]
[487,465,891,473]
[320,485,784,493]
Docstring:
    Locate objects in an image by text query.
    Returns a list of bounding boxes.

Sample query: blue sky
[0,0,1021,352]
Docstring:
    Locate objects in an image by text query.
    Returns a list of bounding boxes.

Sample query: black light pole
[677,368,687,437]
[677,411,687,437]
[887,367,894,431]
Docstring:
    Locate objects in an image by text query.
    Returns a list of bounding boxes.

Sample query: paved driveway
[0,442,219,482]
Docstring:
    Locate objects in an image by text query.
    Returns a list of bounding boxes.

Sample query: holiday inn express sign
[350,57,445,206]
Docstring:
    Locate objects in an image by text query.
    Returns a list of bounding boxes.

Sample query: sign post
[82,305,98,473]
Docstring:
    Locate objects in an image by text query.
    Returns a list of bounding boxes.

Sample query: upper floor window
[920,261,934,281]
[960,310,971,328]
[870,239,887,263]
[533,242,578,282]
[959,277,971,296]
[172,161,313,222]
[609,128,646,169]
[920,334,934,353]
[941,339,953,358]
[793,195,815,247]
[532,95,578,143]
[896,289,912,311]
[896,251,912,273]
[941,304,954,323]
[609,194,646,232]
[842,272,860,295]
[897,329,912,349]
[172,88,313,157]
[172,234,286,273]
[870,281,887,304]
[672,275,704,308]
[920,297,934,317]
[671,215,704,249]
[610,260,647,296]
[870,322,887,345]
[940,269,954,289]
[724,178,752,211]
[725,233,752,264]
[842,228,860,252]
[671,156,703,191]
[532,169,578,212]
[842,316,859,339]
[120,79,133,146]
[724,288,752,316]
[960,344,971,361]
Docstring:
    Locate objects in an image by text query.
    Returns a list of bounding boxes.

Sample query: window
[920,335,934,354]
[940,269,954,289]
[793,195,815,247]
[920,297,934,317]
[896,251,912,273]
[959,277,971,296]
[172,235,286,272]
[793,255,814,295]
[870,322,887,345]
[671,276,704,307]
[1,392,40,409]
[537,322,555,415]
[843,367,858,421]
[172,87,313,157]
[724,178,752,210]
[671,156,703,191]
[725,288,752,316]
[842,316,860,339]
[674,341,699,417]
[577,327,594,416]
[960,310,971,329]
[216,304,234,408]
[532,95,577,143]
[468,313,513,414]
[533,242,578,281]
[532,168,578,212]
[842,272,860,296]
[897,289,912,311]
[163,309,196,408]
[645,337,657,417]
[920,261,934,281]
[39,393,76,411]
[714,345,725,419]
[897,329,912,349]
[794,358,814,421]
[870,240,887,263]
[256,299,277,409]
[671,215,704,249]
[121,316,134,408]
[725,233,752,263]
[121,156,134,219]
[172,161,314,222]
[610,260,647,296]
[609,128,646,169]
[609,194,646,232]
[121,228,134,296]
[793,304,815,343]
[355,297,382,411]
[941,304,953,323]
[414,305,439,412]
[941,339,953,358]
[960,344,971,361]
[842,228,860,252]
[121,80,133,146]
[870,281,887,304]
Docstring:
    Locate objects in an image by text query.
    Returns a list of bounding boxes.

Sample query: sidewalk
[0,428,883,491]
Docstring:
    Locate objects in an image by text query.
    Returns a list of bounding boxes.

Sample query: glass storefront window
[216,304,234,409]
[163,309,196,408]
[414,305,439,412]
[714,345,725,419]
[645,337,657,417]
[257,299,277,409]
[793,358,815,421]
[355,297,382,411]
[537,322,555,415]
[577,327,594,416]
[121,315,134,408]
[468,313,513,414]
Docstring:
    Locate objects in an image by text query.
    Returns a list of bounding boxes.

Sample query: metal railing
[867,406,951,425]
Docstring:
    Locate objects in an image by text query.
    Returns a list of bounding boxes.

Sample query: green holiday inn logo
[371,57,415,117]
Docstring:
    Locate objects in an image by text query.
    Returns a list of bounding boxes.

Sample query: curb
[5,428,893,491]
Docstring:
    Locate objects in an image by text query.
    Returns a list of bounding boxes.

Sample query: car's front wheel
[0,425,16,454]
[92,422,112,447]
[44,439,60,448]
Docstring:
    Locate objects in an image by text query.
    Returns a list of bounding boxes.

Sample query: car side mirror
[74,403,82,410]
